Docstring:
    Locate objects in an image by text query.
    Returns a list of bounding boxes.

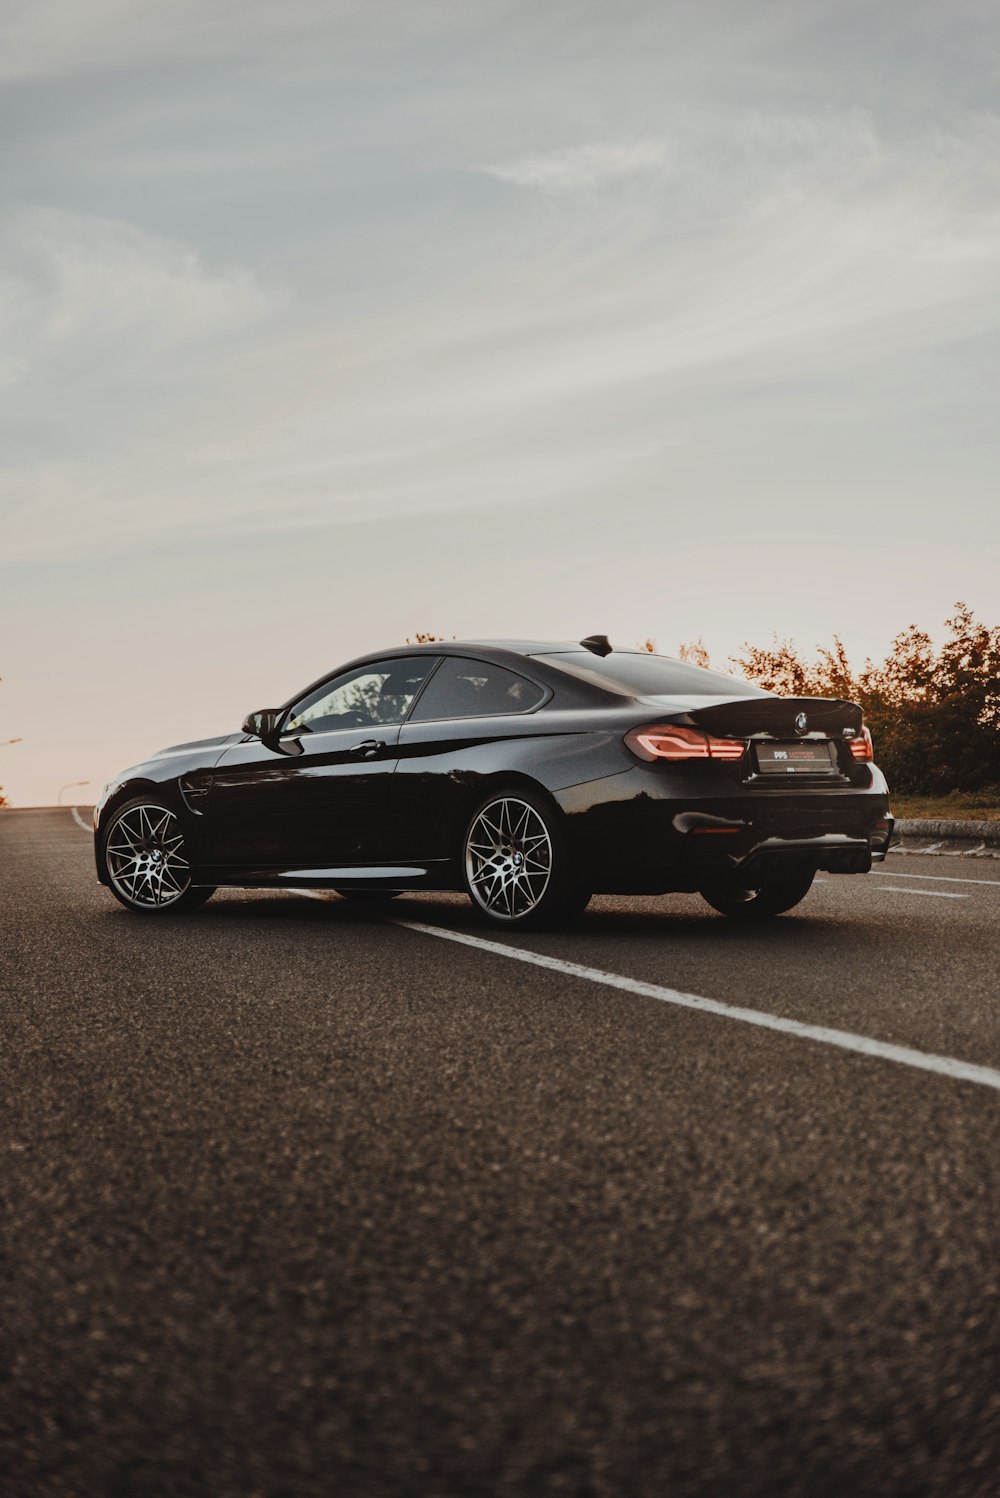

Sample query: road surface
[1,808,997,1497]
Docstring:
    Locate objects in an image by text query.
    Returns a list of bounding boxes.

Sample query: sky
[1,0,998,805]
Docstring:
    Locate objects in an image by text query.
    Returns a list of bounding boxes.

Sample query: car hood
[155,730,245,756]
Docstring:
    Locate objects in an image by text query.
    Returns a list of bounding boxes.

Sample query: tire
[101,796,214,915]
[700,869,815,919]
[462,788,591,930]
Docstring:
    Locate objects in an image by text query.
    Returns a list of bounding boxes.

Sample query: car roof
[352,640,646,659]
[469,640,645,657]
[280,639,621,713]
[459,639,578,654]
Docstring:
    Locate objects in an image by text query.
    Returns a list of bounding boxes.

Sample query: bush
[727,604,1000,795]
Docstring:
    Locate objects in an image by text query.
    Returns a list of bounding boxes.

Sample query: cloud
[4,74,1000,576]
[479,139,671,193]
[0,205,280,378]
[0,0,319,83]
[6,110,1000,567]
[1,0,217,83]
[0,206,283,563]
[0,0,495,84]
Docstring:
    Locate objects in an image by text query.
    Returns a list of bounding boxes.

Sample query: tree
[864,605,1000,794]
[677,637,712,670]
[729,604,1000,795]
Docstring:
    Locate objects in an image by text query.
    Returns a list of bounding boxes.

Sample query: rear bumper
[557,769,893,893]
[676,814,894,882]
[709,830,880,885]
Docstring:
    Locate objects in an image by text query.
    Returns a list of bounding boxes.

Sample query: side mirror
[242,708,282,741]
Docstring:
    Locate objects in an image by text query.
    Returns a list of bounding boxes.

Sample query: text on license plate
[755,741,836,774]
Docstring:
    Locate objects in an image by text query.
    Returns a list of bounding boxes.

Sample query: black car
[93,636,893,928]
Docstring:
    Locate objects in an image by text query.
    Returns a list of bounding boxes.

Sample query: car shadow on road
[178,888,843,949]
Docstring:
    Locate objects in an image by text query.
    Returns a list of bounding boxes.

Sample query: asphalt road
[1,808,997,1498]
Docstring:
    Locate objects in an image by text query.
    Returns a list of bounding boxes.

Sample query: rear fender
[453,771,565,844]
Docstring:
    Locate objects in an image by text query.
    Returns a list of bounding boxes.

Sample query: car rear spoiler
[682,696,863,738]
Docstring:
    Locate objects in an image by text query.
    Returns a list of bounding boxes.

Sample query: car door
[201,657,438,875]
[390,656,549,864]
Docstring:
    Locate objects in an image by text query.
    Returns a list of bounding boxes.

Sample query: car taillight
[625,725,747,762]
[848,727,874,762]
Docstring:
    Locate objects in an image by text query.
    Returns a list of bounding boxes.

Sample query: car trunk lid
[679,694,862,739]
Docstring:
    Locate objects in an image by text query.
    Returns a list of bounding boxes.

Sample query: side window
[285,657,436,734]
[409,658,545,721]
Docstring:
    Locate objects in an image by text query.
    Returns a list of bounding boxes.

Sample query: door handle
[351,738,386,759]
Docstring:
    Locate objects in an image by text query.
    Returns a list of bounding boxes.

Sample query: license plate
[755,740,836,775]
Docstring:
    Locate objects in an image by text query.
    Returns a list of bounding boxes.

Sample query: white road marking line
[875,886,968,899]
[879,870,1000,889]
[394,918,1000,1093]
[70,807,91,833]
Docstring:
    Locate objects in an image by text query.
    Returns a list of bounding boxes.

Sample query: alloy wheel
[465,796,553,922]
[105,803,192,909]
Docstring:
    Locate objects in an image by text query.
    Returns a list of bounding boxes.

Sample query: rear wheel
[101,797,214,914]
[700,869,815,919]
[462,789,590,929]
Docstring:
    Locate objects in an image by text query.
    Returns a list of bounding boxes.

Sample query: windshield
[537,652,770,699]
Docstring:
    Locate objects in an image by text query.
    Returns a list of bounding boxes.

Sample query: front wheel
[101,797,214,914]
[462,790,590,929]
[700,869,815,919]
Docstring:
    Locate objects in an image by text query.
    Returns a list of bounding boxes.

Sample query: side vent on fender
[179,778,209,814]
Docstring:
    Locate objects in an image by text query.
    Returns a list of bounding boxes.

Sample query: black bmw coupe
[94,636,893,928]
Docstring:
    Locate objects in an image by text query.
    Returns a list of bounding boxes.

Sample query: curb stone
[890,818,1000,859]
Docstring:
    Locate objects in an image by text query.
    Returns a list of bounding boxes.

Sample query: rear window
[537,652,769,699]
